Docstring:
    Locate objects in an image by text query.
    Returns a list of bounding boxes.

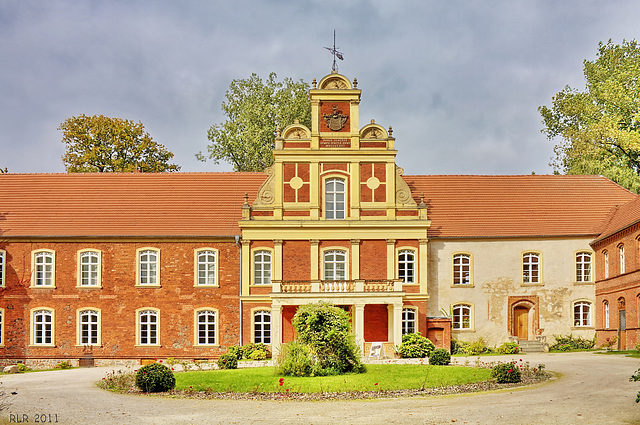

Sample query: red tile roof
[0,173,265,237]
[405,175,637,238]
[592,195,640,244]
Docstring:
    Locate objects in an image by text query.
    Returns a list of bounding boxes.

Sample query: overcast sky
[2,0,639,176]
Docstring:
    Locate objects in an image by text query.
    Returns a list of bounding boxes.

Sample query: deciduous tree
[198,73,311,172]
[59,114,180,173]
[539,39,640,193]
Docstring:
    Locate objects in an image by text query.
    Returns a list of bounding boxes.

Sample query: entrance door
[619,310,626,350]
[514,306,529,340]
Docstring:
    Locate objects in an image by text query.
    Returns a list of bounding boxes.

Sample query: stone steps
[517,340,547,353]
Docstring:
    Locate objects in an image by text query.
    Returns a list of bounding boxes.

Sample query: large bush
[398,333,435,358]
[550,334,595,351]
[492,362,522,384]
[276,341,314,377]
[451,338,492,355]
[428,348,451,365]
[135,363,176,393]
[217,353,238,370]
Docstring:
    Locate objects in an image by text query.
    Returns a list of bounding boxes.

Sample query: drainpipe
[235,235,243,346]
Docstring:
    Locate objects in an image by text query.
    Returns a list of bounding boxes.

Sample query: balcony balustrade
[273,279,402,293]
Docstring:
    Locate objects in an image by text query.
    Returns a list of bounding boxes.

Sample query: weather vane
[324,30,344,72]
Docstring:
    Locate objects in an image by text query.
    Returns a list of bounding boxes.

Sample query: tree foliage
[59,114,180,173]
[539,39,640,193]
[199,73,311,172]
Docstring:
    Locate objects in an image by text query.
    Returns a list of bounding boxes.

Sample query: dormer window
[325,178,345,219]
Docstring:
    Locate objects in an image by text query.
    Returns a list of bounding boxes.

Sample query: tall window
[0,309,4,346]
[325,178,345,220]
[0,250,5,287]
[522,252,540,284]
[196,310,217,345]
[573,302,591,327]
[402,308,416,335]
[79,310,99,345]
[398,250,415,283]
[33,251,54,287]
[196,250,217,286]
[33,309,54,345]
[619,245,626,274]
[138,249,158,286]
[453,254,471,285]
[604,250,609,278]
[575,252,592,282]
[79,251,100,286]
[604,301,610,328]
[253,250,272,285]
[324,250,347,281]
[452,304,471,330]
[138,310,159,345]
[254,310,271,344]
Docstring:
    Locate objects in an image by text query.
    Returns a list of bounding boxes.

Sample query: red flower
[286,388,289,392]
[374,383,378,385]
[508,369,513,373]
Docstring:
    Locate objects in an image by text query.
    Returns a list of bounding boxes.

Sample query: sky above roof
[2,1,639,175]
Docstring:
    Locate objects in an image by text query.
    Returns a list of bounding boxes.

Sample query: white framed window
[195,249,218,286]
[452,304,471,330]
[401,308,416,335]
[324,250,347,281]
[573,301,591,327]
[137,248,159,286]
[253,250,272,285]
[32,250,55,287]
[398,250,415,283]
[78,309,100,346]
[619,245,626,274]
[522,252,540,284]
[0,308,4,347]
[453,253,471,285]
[195,309,218,346]
[78,250,101,287]
[253,310,271,344]
[325,177,345,220]
[32,308,54,346]
[0,250,5,287]
[604,301,610,328]
[604,250,609,278]
[575,252,592,282]
[137,309,159,346]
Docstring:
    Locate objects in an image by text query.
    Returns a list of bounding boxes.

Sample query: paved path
[1,352,640,424]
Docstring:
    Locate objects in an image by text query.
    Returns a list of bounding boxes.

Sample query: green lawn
[175,364,492,393]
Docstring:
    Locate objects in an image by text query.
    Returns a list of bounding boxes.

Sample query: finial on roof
[243,192,249,206]
[419,193,426,208]
[294,119,299,124]
[324,30,344,72]
[371,119,375,124]
[276,125,281,137]
[353,77,358,88]
[388,126,393,136]
[312,78,317,89]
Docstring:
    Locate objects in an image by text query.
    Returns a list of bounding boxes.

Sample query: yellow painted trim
[273,241,283,281]
[193,248,219,287]
[310,240,319,280]
[193,307,220,347]
[451,302,475,331]
[30,307,55,347]
[251,247,274,286]
[396,246,417,284]
[320,246,350,281]
[135,247,161,288]
[351,240,360,280]
[135,307,161,347]
[30,249,56,289]
[241,240,250,296]
[75,307,102,347]
[386,240,395,280]
[321,173,349,220]
[419,240,428,294]
[76,249,102,289]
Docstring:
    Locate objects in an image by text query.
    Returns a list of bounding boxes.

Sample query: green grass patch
[175,364,492,393]
[597,350,640,358]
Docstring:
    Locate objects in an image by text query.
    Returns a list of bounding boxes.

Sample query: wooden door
[514,306,529,340]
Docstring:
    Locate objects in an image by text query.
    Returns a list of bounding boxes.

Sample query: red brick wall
[364,304,388,341]
[282,241,310,281]
[360,240,387,280]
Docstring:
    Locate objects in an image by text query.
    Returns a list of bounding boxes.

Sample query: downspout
[235,234,243,346]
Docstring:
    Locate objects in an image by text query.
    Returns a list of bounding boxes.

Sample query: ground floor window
[254,310,271,344]
[452,304,471,330]
[573,302,591,327]
[196,310,217,345]
[138,310,159,345]
[33,309,54,345]
[402,308,416,334]
[79,309,99,345]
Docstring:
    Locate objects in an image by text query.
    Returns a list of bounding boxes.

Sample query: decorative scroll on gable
[396,166,417,207]
[283,124,310,140]
[319,74,352,90]
[253,165,276,206]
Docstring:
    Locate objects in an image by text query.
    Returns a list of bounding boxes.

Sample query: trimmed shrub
[550,334,595,351]
[135,363,176,393]
[496,342,521,354]
[428,348,451,365]
[248,350,267,361]
[276,341,314,377]
[492,362,522,383]
[217,353,238,370]
[398,333,436,358]
[227,345,243,359]
[242,342,270,359]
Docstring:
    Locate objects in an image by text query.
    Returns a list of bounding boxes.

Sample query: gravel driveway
[2,352,640,424]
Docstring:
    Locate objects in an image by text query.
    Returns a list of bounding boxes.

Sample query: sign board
[368,342,385,359]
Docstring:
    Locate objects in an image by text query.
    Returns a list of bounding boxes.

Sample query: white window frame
[604,250,609,278]
[194,308,218,346]
[136,308,160,346]
[573,301,591,327]
[401,307,416,335]
[522,252,541,284]
[253,249,272,285]
[77,308,100,346]
[253,309,271,344]
[452,253,472,285]
[604,301,610,329]
[77,250,101,288]
[0,249,5,288]
[398,249,416,284]
[323,249,348,281]
[31,249,55,288]
[194,249,218,287]
[136,248,160,287]
[31,308,54,346]
[452,304,472,330]
[575,252,592,283]
[0,308,4,347]
[619,245,626,274]
[325,177,346,220]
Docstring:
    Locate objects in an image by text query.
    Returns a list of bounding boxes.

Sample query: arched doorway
[508,296,540,341]
[514,305,530,340]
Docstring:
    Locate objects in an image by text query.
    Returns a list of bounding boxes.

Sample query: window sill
[135,344,162,348]
[194,284,219,288]
[76,285,102,289]
[573,281,594,285]
[452,329,475,333]
[250,284,273,287]
[571,326,594,330]
[521,283,544,287]
[135,284,161,288]
[194,344,220,348]
[451,284,474,288]
[30,285,56,289]
[75,344,102,347]
[29,344,56,348]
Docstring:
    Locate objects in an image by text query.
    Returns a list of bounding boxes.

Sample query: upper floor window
[325,178,345,220]
[138,309,159,345]
[604,250,609,278]
[398,250,415,283]
[452,304,471,330]
[453,254,471,285]
[78,309,100,345]
[253,250,272,285]
[575,252,592,282]
[195,309,217,346]
[196,249,217,286]
[137,249,159,286]
[324,250,347,281]
[79,250,100,287]
[401,308,416,335]
[0,250,5,287]
[619,245,626,274]
[254,310,271,344]
[573,301,591,327]
[33,250,55,287]
[32,309,54,345]
[522,252,540,284]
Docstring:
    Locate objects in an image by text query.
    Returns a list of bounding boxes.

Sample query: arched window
[325,178,345,220]
[254,310,271,344]
[196,250,217,286]
[603,250,610,278]
[32,309,54,345]
[33,250,55,287]
[138,309,159,345]
[453,254,471,285]
[522,252,540,284]
[324,250,347,281]
[398,250,415,283]
[195,309,217,345]
[79,251,100,286]
[137,249,159,286]
[603,301,610,329]
[253,250,272,285]
[573,302,591,327]
[619,245,626,274]
[576,252,592,282]
[79,309,100,345]
[452,304,471,330]
[401,308,416,335]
